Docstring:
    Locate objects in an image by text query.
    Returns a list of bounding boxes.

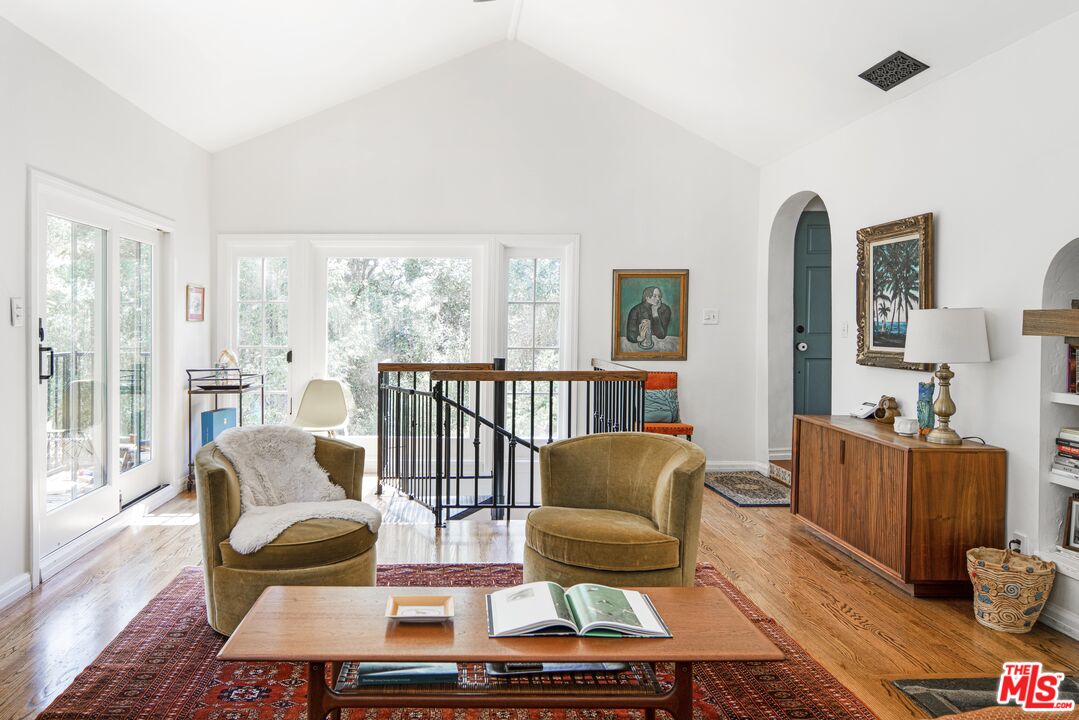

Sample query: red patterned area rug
[39,563,878,720]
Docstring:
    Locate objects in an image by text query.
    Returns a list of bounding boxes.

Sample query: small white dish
[893,416,919,436]
[385,595,455,623]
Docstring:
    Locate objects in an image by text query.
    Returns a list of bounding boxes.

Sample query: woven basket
[967,547,1056,633]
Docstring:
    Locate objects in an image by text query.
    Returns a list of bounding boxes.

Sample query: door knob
[796,342,808,352]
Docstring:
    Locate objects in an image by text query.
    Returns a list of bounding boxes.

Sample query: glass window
[237,257,290,424]
[326,256,473,436]
[118,237,152,471]
[506,257,561,438]
[44,216,107,511]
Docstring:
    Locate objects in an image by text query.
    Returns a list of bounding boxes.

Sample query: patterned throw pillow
[644,388,680,423]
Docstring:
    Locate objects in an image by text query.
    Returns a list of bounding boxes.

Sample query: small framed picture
[186,284,205,322]
[1065,494,1079,553]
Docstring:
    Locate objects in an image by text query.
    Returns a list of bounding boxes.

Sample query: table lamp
[903,308,990,445]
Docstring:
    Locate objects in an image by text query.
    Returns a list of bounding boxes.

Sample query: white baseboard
[768,448,792,461]
[39,481,181,583]
[706,460,770,474]
[1040,600,1079,640]
[0,571,32,611]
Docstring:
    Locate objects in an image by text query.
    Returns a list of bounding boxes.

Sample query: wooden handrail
[590,357,641,372]
[430,369,646,382]
[377,362,495,372]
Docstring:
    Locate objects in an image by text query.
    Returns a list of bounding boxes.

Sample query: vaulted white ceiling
[1,0,1075,163]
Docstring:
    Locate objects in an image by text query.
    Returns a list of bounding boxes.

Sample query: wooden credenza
[791,415,1006,597]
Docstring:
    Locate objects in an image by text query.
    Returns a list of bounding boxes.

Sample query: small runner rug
[705,471,791,507]
[40,563,876,720]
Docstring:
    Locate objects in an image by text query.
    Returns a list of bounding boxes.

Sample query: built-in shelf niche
[1034,238,1079,577]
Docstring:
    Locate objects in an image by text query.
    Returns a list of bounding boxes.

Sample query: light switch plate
[702,308,719,325]
[10,297,24,327]
[840,320,849,338]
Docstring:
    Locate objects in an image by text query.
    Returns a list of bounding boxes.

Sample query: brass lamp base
[926,425,962,445]
[927,362,963,445]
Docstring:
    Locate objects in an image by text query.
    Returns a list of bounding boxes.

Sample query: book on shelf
[1054,455,1079,469]
[334,662,458,690]
[1060,428,1079,443]
[1057,443,1079,457]
[1068,344,1078,394]
[1051,464,1079,480]
[485,662,629,676]
[486,581,672,638]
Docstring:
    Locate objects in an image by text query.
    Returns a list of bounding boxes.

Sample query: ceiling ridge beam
[507,0,524,40]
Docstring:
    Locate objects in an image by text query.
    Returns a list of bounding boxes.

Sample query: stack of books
[1052,427,1079,481]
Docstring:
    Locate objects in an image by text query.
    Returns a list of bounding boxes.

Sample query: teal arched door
[793,211,832,415]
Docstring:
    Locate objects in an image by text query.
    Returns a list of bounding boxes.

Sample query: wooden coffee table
[218,586,784,720]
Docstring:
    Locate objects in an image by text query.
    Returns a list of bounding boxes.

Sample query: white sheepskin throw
[214,425,382,554]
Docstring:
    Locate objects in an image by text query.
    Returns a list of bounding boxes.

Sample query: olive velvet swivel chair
[523,432,706,587]
[195,435,376,635]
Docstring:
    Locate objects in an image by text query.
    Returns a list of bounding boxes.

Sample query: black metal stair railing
[377,359,646,526]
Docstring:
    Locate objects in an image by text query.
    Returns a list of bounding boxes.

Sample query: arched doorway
[765,192,831,468]
[1037,237,1079,559]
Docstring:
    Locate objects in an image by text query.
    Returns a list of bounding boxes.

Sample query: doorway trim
[26,168,175,587]
[764,191,830,462]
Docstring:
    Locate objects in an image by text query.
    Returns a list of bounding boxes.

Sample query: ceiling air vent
[859,51,929,91]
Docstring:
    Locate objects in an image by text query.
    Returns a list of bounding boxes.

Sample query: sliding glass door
[32,174,165,560]
[114,229,160,504]
[42,215,112,531]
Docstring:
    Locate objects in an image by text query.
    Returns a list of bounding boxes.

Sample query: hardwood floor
[1,477,1076,719]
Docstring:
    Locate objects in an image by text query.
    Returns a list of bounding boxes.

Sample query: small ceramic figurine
[873,395,900,424]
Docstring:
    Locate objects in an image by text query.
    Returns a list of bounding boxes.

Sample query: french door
[222,242,300,425]
[31,174,165,559]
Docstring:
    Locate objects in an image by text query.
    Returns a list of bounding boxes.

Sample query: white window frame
[217,238,306,421]
[216,233,578,429]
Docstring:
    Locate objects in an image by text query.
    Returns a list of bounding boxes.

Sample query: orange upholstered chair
[643,372,693,441]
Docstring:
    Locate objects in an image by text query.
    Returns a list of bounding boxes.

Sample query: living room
[1,2,1078,718]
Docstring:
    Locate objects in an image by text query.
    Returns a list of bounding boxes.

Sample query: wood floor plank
[0,478,1075,719]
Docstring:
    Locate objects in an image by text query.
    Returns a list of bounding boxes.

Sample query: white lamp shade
[903,308,990,364]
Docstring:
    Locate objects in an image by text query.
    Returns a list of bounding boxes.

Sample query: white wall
[0,18,212,592]
[756,13,1079,631]
[212,41,761,468]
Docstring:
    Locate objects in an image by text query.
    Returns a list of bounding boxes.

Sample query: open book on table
[486,582,672,638]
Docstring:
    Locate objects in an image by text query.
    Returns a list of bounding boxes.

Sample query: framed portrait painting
[186,284,205,322]
[856,213,934,371]
[611,269,688,361]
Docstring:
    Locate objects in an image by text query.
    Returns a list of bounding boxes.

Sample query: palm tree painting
[870,236,920,348]
[856,213,934,371]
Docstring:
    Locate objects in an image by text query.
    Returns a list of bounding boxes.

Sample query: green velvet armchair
[523,432,706,587]
[195,435,376,635]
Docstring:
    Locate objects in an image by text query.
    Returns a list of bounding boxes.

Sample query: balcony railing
[377,359,646,525]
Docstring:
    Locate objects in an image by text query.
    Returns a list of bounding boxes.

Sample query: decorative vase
[917,380,935,436]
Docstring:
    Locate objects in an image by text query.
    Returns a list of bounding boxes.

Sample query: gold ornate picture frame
[856,213,934,371]
[611,269,688,361]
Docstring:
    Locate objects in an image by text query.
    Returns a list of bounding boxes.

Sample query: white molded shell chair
[292,379,349,435]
